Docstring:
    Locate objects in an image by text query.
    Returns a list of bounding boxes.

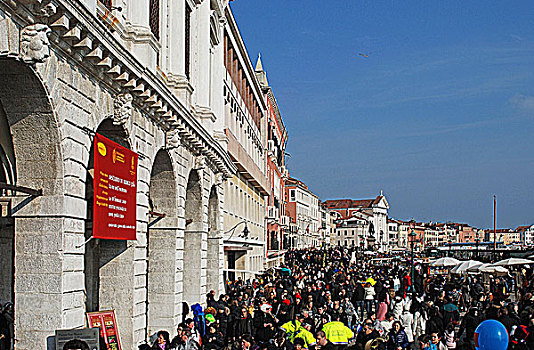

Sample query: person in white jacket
[412,302,428,345]
[363,282,376,316]
[391,294,405,320]
[400,303,414,344]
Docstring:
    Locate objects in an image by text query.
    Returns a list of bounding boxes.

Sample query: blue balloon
[474,319,508,350]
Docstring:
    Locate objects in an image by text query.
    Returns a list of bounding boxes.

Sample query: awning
[223,268,264,275]
[224,245,253,251]
[223,236,265,247]
[265,256,284,264]
[266,249,286,259]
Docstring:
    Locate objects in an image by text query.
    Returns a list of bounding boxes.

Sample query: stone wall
[0,49,224,350]
[0,2,232,349]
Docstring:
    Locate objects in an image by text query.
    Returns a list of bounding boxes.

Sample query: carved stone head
[113,93,133,126]
[215,172,225,187]
[193,155,206,170]
[20,24,51,63]
[166,129,182,149]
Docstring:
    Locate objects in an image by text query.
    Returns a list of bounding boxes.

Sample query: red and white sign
[87,310,122,350]
[93,133,138,240]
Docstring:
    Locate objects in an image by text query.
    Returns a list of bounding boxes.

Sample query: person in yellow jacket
[280,318,302,343]
[322,318,354,348]
[293,321,317,349]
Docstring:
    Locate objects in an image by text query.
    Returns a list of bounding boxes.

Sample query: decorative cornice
[192,104,216,123]
[1,0,236,178]
[166,73,194,92]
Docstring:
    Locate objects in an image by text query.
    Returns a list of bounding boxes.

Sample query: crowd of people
[145,248,534,350]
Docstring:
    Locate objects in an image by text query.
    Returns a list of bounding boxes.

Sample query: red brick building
[255,56,288,267]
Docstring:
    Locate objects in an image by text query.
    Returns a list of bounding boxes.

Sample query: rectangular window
[149,0,159,39]
[224,36,229,70]
[185,5,191,79]
[290,190,295,201]
[99,0,112,10]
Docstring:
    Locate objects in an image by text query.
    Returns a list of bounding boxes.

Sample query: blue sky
[230,1,534,229]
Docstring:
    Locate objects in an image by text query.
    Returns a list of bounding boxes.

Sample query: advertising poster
[87,310,122,350]
[93,133,138,240]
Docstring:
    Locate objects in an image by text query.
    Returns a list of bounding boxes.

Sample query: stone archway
[0,95,16,305]
[183,169,204,304]
[84,118,134,344]
[206,185,221,294]
[0,58,63,349]
[146,149,178,336]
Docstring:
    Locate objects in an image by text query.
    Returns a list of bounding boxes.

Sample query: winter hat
[205,313,215,324]
[260,303,272,312]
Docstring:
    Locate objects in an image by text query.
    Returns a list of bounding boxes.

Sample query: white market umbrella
[451,260,483,274]
[431,257,460,267]
[493,258,534,266]
[467,263,490,273]
[479,264,509,274]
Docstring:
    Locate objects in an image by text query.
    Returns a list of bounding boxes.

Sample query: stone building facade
[324,194,390,250]
[0,0,246,349]
[332,214,370,248]
[285,177,320,248]
[255,54,288,268]
[220,8,269,282]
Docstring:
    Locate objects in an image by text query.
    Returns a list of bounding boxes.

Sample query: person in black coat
[203,325,224,350]
[233,307,254,340]
[457,307,484,348]
[425,306,444,335]
[253,304,276,345]
[497,307,516,334]
[354,320,381,350]
[206,290,219,308]
[316,330,338,350]
[0,303,12,350]
[0,310,10,350]
[352,282,365,320]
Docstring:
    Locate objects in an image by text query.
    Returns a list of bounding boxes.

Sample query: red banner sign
[87,310,122,350]
[93,133,137,240]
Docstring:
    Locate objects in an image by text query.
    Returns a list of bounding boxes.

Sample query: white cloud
[510,94,534,111]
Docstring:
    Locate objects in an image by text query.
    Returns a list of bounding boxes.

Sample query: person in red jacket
[403,273,412,298]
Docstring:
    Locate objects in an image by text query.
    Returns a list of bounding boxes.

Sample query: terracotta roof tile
[323,196,381,209]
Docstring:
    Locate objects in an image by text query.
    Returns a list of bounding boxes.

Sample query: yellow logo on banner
[97,142,107,157]
[112,148,125,164]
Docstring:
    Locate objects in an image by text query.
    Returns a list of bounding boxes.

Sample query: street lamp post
[209,220,249,240]
[493,195,497,262]
[409,228,417,297]
[212,220,249,283]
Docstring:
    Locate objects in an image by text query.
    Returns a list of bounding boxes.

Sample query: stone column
[195,0,211,109]
[166,0,185,77]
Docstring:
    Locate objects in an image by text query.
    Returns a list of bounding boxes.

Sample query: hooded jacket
[387,327,410,349]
